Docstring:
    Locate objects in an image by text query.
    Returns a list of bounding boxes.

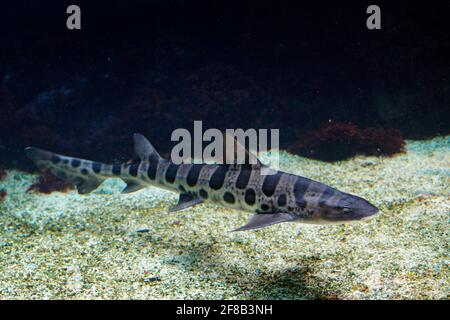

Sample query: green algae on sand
[0,136,448,299]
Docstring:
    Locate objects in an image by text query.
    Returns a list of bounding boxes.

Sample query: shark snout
[353,199,379,221]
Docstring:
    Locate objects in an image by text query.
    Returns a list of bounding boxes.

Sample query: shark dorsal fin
[222,131,262,167]
[189,130,265,167]
[133,133,162,163]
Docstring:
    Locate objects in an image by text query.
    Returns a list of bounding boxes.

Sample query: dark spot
[0,189,7,202]
[209,165,228,190]
[261,204,270,211]
[179,185,186,193]
[235,166,252,189]
[129,164,139,177]
[199,189,208,199]
[112,164,121,175]
[318,187,336,207]
[51,155,60,164]
[144,276,161,282]
[71,159,81,168]
[294,178,310,208]
[147,161,158,180]
[223,192,235,204]
[262,172,281,197]
[165,163,178,183]
[81,168,88,175]
[186,164,203,187]
[244,188,256,206]
[277,194,287,207]
[92,162,102,174]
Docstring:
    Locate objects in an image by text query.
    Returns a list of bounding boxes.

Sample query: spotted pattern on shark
[24,133,379,231]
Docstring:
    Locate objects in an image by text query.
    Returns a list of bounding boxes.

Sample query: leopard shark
[25,133,379,231]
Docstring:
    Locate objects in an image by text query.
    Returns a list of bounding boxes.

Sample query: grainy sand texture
[0,136,448,299]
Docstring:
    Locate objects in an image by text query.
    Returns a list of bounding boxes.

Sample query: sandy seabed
[0,136,448,299]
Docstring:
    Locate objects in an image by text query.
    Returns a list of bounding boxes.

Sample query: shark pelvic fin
[74,177,104,194]
[231,212,297,232]
[169,192,204,212]
[121,180,146,194]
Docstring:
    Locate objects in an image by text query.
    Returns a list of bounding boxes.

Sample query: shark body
[25,133,379,231]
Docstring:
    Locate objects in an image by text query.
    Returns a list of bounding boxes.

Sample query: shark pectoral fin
[121,180,146,194]
[169,193,204,212]
[231,212,297,232]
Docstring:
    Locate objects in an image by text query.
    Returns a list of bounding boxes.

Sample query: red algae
[289,121,361,161]
[359,127,405,156]
[288,121,405,161]
[27,171,74,194]
[0,169,7,181]
[0,189,6,202]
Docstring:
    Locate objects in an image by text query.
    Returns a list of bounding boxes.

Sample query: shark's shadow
[233,265,339,300]
[139,234,342,300]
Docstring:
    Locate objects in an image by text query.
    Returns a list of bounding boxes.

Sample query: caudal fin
[24,147,105,194]
[25,134,160,195]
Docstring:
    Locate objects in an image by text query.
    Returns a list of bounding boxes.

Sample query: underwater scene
[0,1,449,300]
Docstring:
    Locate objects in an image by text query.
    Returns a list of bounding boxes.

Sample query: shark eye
[342,207,352,214]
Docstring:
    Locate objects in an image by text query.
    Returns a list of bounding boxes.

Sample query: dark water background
[1,0,449,169]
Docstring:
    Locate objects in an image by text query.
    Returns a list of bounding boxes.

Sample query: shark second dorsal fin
[133,133,162,163]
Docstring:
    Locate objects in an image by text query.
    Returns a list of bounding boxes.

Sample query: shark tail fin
[24,147,106,194]
[25,134,161,195]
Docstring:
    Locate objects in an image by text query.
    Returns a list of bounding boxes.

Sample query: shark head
[310,191,379,224]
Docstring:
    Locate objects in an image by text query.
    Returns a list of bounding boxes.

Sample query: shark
[24,133,379,231]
